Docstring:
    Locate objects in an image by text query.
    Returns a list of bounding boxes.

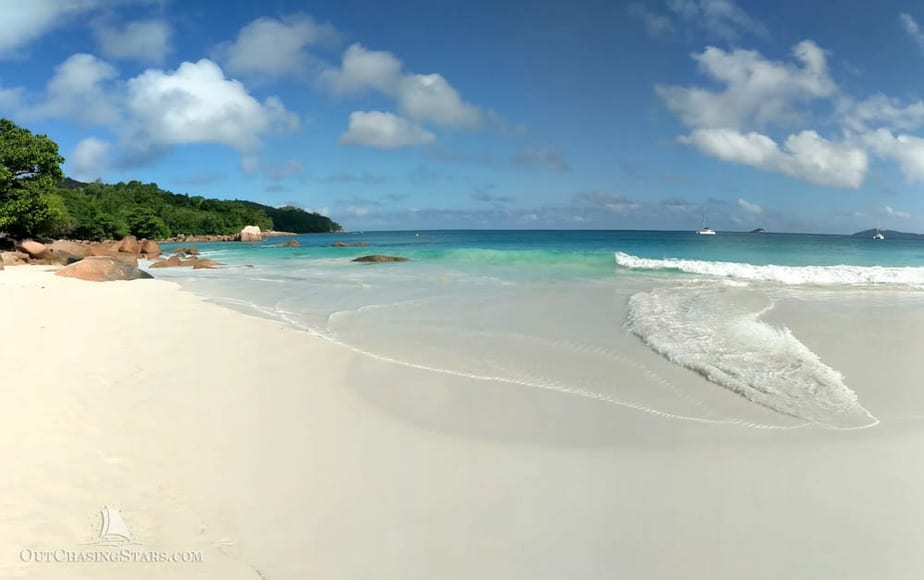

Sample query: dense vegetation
[1,118,341,241]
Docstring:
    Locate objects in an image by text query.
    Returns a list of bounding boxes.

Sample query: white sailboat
[97,505,134,546]
[873,227,885,240]
[696,206,716,235]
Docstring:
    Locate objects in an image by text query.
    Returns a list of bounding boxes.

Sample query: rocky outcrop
[278,239,300,247]
[55,257,153,282]
[48,240,92,259]
[1,251,29,266]
[118,235,141,255]
[239,225,262,242]
[18,240,47,259]
[140,240,162,257]
[173,246,199,256]
[332,241,369,247]
[192,259,221,269]
[351,255,409,263]
[149,256,222,269]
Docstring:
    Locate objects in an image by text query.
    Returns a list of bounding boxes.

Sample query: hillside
[50,179,341,241]
[851,229,924,240]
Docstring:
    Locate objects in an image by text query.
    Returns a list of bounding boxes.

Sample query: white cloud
[863,129,924,183]
[657,41,835,130]
[628,4,674,38]
[737,198,763,214]
[900,13,924,51]
[218,14,337,78]
[125,59,299,156]
[0,0,101,56]
[680,128,868,188]
[843,94,924,132]
[94,19,171,64]
[33,53,120,124]
[322,43,483,129]
[883,205,911,219]
[339,110,435,149]
[575,192,641,213]
[667,0,766,41]
[69,137,111,181]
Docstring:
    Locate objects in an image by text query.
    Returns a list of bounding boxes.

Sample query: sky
[1,0,924,233]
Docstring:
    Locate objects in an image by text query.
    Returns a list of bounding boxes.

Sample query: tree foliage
[1,118,342,241]
[0,119,65,238]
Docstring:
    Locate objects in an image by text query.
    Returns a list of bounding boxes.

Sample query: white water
[625,284,878,429]
[615,252,924,287]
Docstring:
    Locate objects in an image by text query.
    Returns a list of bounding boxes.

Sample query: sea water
[153,230,924,430]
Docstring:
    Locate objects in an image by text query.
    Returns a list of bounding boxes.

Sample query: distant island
[851,229,924,240]
[750,228,766,233]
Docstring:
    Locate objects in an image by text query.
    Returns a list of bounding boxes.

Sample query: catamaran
[873,228,885,240]
[696,207,716,235]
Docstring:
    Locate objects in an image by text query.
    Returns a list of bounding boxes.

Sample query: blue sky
[2,0,924,232]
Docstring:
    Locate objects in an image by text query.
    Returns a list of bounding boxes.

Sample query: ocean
[153,230,924,431]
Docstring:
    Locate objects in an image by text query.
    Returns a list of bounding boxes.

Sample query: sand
[2,267,924,579]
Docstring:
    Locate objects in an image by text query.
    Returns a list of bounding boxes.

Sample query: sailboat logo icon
[94,506,135,547]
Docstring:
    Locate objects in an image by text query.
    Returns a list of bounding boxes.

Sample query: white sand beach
[3,267,924,579]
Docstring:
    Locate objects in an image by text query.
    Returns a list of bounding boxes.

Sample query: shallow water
[152,229,924,429]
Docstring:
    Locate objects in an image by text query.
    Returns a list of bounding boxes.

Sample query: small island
[750,228,766,233]
[851,229,924,240]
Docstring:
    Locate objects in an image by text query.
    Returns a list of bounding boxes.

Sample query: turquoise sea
[154,230,924,430]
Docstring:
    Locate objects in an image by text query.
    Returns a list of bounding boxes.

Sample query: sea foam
[625,285,878,429]
[615,252,924,287]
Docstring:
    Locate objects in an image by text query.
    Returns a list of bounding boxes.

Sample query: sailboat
[873,227,885,240]
[696,206,716,235]
[97,506,134,546]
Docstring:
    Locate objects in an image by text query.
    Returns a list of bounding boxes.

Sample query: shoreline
[4,267,924,579]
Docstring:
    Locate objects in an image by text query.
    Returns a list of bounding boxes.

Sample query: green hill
[50,179,341,241]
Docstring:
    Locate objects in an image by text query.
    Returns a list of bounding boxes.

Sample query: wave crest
[615,252,924,287]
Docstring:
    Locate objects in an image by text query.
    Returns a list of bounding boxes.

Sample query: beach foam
[625,284,878,429]
[615,252,924,287]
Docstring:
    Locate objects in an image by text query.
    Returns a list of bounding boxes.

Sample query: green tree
[126,207,170,239]
[0,119,65,238]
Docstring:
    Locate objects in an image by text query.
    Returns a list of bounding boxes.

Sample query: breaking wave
[615,252,924,287]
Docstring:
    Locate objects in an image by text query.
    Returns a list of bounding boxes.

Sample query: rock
[140,240,162,257]
[332,241,368,247]
[1,251,29,266]
[118,235,141,255]
[48,240,91,259]
[0,260,4,271]
[55,257,153,282]
[45,250,83,266]
[89,242,121,257]
[18,240,47,258]
[173,246,199,256]
[351,255,409,263]
[239,225,262,242]
[149,255,183,268]
[192,259,221,269]
[278,239,300,247]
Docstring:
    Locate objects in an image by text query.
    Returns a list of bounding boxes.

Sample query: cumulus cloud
[0,0,112,57]
[843,94,924,132]
[322,43,483,129]
[218,13,337,78]
[69,137,111,181]
[657,41,835,131]
[94,19,171,64]
[628,4,674,38]
[125,59,298,156]
[900,13,924,52]
[32,53,120,124]
[667,0,766,41]
[863,129,924,183]
[512,148,571,172]
[737,198,763,214]
[680,128,868,188]
[339,111,435,148]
